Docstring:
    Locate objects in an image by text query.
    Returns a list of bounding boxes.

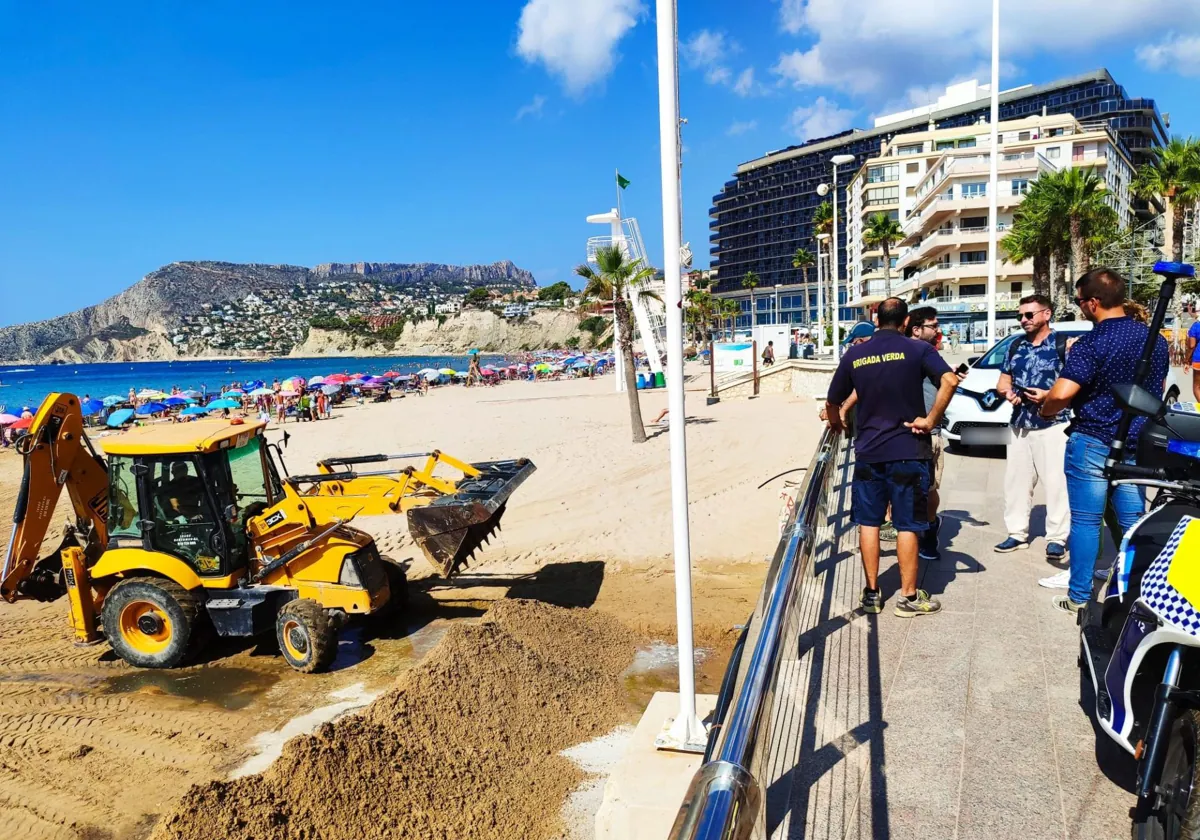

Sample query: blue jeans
[1065,433,1145,604]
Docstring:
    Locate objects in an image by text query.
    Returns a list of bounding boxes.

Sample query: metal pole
[832,166,842,361]
[654,0,704,749]
[816,247,826,353]
[985,0,1000,347]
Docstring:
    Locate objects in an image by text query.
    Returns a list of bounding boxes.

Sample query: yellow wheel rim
[118,601,174,655]
[281,619,309,661]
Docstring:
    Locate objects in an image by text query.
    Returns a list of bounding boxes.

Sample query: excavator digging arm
[1,394,110,603]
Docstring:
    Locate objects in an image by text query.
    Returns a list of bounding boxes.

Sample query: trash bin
[636,373,646,389]
[654,371,666,388]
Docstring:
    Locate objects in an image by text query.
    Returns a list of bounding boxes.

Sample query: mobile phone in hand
[955,363,969,375]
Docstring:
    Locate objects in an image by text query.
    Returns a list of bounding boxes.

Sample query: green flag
[616,172,631,190]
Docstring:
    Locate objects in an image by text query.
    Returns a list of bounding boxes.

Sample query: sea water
[0,354,511,413]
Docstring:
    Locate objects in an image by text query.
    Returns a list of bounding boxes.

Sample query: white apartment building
[846,113,1133,339]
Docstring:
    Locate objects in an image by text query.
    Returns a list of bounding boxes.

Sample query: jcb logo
[89,490,108,520]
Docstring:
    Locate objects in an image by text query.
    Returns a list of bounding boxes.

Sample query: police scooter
[1078,261,1200,838]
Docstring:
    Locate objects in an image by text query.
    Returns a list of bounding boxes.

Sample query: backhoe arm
[1,393,110,603]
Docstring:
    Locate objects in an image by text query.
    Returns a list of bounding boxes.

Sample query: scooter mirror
[1112,383,1166,420]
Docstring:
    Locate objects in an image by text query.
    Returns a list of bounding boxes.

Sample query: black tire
[275,599,338,673]
[101,577,200,669]
[383,561,408,611]
[1134,710,1200,840]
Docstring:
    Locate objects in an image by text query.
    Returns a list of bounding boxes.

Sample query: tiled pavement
[762,441,1134,840]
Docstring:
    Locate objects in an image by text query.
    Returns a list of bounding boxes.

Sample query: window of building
[1048,127,1065,137]
[960,250,988,265]
[905,186,916,197]
[1073,143,1086,161]
[936,140,955,151]
[1011,282,1024,295]
[961,182,987,199]
[905,162,920,174]
[960,217,987,230]
[1018,131,1031,141]
[957,138,977,148]
[867,164,898,183]
[1012,178,1030,195]
[1047,146,1061,159]
[897,143,924,156]
[866,186,899,205]
[960,283,987,296]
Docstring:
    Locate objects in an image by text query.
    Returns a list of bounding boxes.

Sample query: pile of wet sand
[154,600,637,840]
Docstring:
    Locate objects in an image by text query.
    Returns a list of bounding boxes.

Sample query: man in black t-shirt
[826,298,958,618]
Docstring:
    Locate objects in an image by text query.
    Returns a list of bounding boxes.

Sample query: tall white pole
[816,246,826,353]
[654,0,703,748]
[831,166,842,361]
[985,0,1000,347]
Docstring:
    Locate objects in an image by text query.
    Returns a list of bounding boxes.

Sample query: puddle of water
[623,641,731,711]
[558,725,637,840]
[102,667,279,711]
[231,682,380,778]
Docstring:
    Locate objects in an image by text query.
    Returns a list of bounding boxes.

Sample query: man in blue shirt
[1041,268,1169,614]
[826,298,959,618]
[1187,318,1200,402]
[995,294,1071,561]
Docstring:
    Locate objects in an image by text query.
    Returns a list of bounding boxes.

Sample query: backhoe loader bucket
[406,458,536,577]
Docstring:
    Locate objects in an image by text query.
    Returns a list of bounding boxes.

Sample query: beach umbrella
[416,368,438,376]
[421,370,440,381]
[206,398,239,410]
[102,395,124,406]
[105,409,135,428]
[225,388,245,396]
[136,402,168,416]
[468,349,480,355]
[573,360,591,369]
[381,371,401,378]
[533,363,551,372]
[136,389,167,399]
[81,399,105,416]
[163,396,188,407]
[326,373,350,383]
[10,416,34,431]
[0,413,19,425]
[320,385,340,395]
[308,375,325,385]
[181,389,202,399]
[439,368,456,376]
[480,368,497,377]
[250,387,273,396]
[181,405,209,416]
[279,390,299,397]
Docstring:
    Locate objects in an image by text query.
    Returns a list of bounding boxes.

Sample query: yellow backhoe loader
[1,393,534,673]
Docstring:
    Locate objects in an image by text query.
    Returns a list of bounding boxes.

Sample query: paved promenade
[761,441,1134,840]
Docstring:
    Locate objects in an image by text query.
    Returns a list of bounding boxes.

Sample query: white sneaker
[1038,570,1071,589]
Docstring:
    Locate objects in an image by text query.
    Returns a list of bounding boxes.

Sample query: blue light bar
[1154,261,1196,277]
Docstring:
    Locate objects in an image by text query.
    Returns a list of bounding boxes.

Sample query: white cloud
[516,0,645,96]
[786,96,855,141]
[1137,33,1200,77]
[515,94,547,120]
[772,0,1200,102]
[727,119,758,136]
[733,67,765,97]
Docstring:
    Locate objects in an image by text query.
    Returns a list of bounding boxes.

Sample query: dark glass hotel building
[709,69,1166,328]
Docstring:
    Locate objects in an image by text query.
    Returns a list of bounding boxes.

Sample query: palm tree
[684,288,714,344]
[1134,136,1200,263]
[1048,167,1111,275]
[741,271,760,329]
[575,246,660,443]
[792,248,815,326]
[721,298,741,339]
[811,202,835,326]
[1001,211,1052,299]
[863,212,904,298]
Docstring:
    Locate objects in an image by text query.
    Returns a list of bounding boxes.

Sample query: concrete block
[595,691,718,840]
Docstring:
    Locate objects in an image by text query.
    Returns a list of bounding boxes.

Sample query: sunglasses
[1018,309,1048,321]
[1074,296,1093,307]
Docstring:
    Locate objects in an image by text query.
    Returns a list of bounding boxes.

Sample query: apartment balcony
[848,274,917,307]
[902,189,1029,238]
[924,292,1022,313]
[911,151,1045,212]
[913,260,1034,288]
[895,224,1011,270]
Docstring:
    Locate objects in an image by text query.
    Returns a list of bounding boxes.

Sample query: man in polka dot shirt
[1039,267,1169,614]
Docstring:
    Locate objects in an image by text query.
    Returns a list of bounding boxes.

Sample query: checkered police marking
[1141,517,1200,634]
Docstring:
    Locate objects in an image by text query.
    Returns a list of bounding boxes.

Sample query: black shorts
[851,459,931,533]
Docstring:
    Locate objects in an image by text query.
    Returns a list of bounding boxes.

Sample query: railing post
[752,340,759,397]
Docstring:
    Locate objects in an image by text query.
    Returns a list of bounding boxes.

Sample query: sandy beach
[0,364,824,839]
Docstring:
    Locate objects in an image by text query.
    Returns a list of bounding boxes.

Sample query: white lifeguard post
[586,208,666,392]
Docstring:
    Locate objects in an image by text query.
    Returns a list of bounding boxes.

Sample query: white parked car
[942,320,1093,448]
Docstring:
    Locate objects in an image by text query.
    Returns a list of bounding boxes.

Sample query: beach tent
[181,405,209,416]
[102,395,124,407]
[136,402,168,416]
[106,409,135,428]
[81,399,105,416]
[206,398,239,410]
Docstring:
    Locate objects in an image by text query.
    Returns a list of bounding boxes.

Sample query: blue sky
[3,0,1200,326]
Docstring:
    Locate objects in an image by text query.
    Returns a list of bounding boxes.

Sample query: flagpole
[616,168,622,221]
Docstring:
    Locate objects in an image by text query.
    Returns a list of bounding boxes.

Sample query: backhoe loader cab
[2,395,402,674]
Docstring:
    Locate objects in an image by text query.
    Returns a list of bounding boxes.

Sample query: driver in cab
[161,461,206,523]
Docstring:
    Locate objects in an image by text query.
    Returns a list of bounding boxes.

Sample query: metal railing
[669,425,843,840]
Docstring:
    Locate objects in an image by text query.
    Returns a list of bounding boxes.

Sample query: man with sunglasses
[995,294,1071,561]
[1040,268,1169,615]
[906,306,950,562]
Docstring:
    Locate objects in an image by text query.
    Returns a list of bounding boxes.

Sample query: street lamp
[773,283,781,325]
[826,154,856,361]
[816,232,831,354]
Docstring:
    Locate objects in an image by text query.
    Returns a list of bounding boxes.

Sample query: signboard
[713,342,754,372]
